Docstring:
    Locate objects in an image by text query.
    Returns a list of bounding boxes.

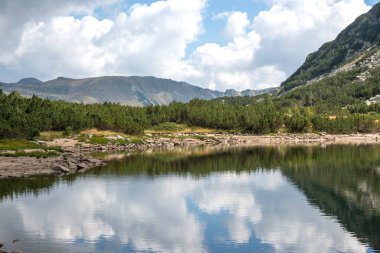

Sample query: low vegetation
[0,151,60,158]
[0,139,62,157]
[0,139,44,151]
[149,122,186,132]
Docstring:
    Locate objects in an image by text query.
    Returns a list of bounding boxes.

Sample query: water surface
[0,145,379,253]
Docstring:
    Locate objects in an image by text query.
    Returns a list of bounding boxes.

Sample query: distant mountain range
[0,76,276,106]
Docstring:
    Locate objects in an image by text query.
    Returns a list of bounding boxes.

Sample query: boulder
[67,162,78,171]
[53,165,71,173]
[77,163,88,170]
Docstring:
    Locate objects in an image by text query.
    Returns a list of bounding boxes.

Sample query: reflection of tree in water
[0,174,77,202]
[279,146,380,250]
[1,144,380,250]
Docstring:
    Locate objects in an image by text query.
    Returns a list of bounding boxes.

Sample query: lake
[0,145,379,253]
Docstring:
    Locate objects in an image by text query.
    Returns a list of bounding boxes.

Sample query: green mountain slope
[282,3,380,91]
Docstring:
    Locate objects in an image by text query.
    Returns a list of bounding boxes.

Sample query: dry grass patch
[145,123,215,134]
[80,129,129,137]
[39,131,65,141]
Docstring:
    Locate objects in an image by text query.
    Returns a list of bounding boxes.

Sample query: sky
[0,0,379,91]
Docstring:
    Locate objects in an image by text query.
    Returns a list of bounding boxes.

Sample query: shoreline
[1,133,380,179]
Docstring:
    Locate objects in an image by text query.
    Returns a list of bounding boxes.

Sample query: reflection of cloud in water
[0,171,370,252]
[191,171,367,253]
[191,172,280,243]
[3,178,205,253]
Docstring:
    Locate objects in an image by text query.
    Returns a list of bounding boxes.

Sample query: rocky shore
[0,135,224,179]
[236,133,380,145]
[0,239,22,253]
[67,135,223,153]
[0,152,105,179]
[1,133,380,179]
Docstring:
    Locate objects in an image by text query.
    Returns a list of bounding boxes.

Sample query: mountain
[282,2,380,91]
[17,78,43,85]
[224,87,277,97]
[212,3,380,108]
[0,76,274,106]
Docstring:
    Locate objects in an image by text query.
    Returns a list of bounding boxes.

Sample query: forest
[0,81,379,139]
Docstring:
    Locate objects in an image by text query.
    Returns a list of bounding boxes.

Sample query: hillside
[0,76,223,106]
[282,2,380,91]
[0,76,273,106]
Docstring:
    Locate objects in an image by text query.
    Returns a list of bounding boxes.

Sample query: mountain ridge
[0,75,275,106]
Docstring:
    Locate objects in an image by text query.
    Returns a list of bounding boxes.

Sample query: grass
[0,139,45,151]
[150,122,186,132]
[77,134,145,145]
[0,139,63,155]
[80,129,129,137]
[0,151,60,158]
[173,135,209,141]
[39,131,65,141]
[146,123,215,134]
[366,112,380,120]
[88,136,111,145]
[77,129,141,145]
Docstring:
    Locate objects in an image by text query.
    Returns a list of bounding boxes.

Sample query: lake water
[0,145,380,253]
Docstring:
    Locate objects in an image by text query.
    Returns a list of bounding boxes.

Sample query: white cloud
[173,0,370,90]
[179,31,263,90]
[0,0,206,82]
[251,0,370,74]
[106,0,206,76]
[4,16,114,78]
[0,0,115,52]
[224,11,250,39]
[0,0,372,91]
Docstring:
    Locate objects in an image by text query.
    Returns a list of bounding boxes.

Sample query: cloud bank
[0,0,371,91]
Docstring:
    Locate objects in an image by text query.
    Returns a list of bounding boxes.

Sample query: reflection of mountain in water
[1,145,380,250]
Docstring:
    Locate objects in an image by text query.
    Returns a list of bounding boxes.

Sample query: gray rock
[53,165,71,173]
[77,163,88,170]
[62,153,76,160]
[68,162,78,170]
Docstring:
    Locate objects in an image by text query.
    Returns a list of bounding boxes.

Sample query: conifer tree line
[0,88,379,139]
